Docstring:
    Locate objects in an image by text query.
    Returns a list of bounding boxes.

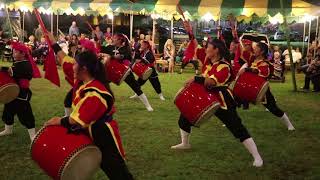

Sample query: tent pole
[22,11,25,40]
[112,14,114,36]
[130,13,133,41]
[307,18,311,58]
[56,13,59,37]
[302,19,306,56]
[170,17,173,40]
[280,0,297,91]
[51,13,53,34]
[152,18,156,42]
[313,16,319,58]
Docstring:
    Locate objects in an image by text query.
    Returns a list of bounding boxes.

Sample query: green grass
[0,61,320,180]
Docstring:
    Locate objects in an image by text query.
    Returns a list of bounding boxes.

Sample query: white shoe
[242,138,263,168]
[0,124,13,137]
[138,93,153,111]
[280,113,295,131]
[253,158,263,167]
[129,93,138,99]
[28,128,36,142]
[171,129,191,150]
[146,106,154,112]
[159,93,165,101]
[171,143,191,150]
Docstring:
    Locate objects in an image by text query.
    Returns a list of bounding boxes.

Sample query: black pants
[124,72,143,96]
[262,88,284,117]
[64,88,73,108]
[2,98,35,129]
[178,107,251,142]
[91,120,133,180]
[311,74,320,91]
[137,67,162,94]
[181,60,199,70]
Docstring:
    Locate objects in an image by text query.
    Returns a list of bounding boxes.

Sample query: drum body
[132,62,152,80]
[233,72,269,103]
[0,71,19,104]
[174,81,221,127]
[105,59,131,85]
[31,125,102,180]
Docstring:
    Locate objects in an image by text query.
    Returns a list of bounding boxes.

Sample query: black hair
[75,51,114,97]
[208,39,228,59]
[114,33,131,53]
[256,42,269,59]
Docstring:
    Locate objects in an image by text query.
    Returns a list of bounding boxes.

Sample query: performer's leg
[191,60,199,74]
[149,76,165,100]
[16,100,36,141]
[263,89,295,130]
[125,72,153,111]
[125,72,143,96]
[130,78,147,99]
[215,108,263,167]
[179,62,187,74]
[171,114,192,149]
[0,101,16,136]
[64,88,73,116]
[91,122,134,180]
[311,75,320,92]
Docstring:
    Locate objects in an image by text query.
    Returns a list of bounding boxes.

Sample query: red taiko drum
[31,125,102,180]
[174,81,221,127]
[105,59,130,85]
[0,71,19,104]
[131,62,153,80]
[232,72,269,103]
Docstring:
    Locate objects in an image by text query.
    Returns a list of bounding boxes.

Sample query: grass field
[0,61,319,180]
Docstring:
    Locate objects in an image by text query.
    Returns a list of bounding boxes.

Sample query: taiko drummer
[45,50,133,180]
[0,41,41,141]
[240,42,295,130]
[171,39,263,167]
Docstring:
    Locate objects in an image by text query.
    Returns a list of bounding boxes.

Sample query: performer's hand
[204,78,216,89]
[114,54,121,59]
[45,117,61,126]
[136,59,141,63]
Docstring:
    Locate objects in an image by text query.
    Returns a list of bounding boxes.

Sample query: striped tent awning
[2,0,320,19]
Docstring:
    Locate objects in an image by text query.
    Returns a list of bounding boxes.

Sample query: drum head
[195,102,220,127]
[118,68,131,86]
[61,146,102,180]
[0,84,19,104]
[256,81,269,103]
[141,68,153,81]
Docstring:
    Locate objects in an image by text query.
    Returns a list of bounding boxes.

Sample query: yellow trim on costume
[83,87,113,97]
[219,91,227,110]
[70,91,108,128]
[216,64,229,72]
[106,122,124,159]
[63,56,75,64]
[209,74,218,84]
[202,64,213,77]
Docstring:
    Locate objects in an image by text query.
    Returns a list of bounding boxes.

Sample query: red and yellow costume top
[202,60,235,110]
[250,58,270,79]
[70,79,125,158]
[61,56,75,86]
[202,60,232,87]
